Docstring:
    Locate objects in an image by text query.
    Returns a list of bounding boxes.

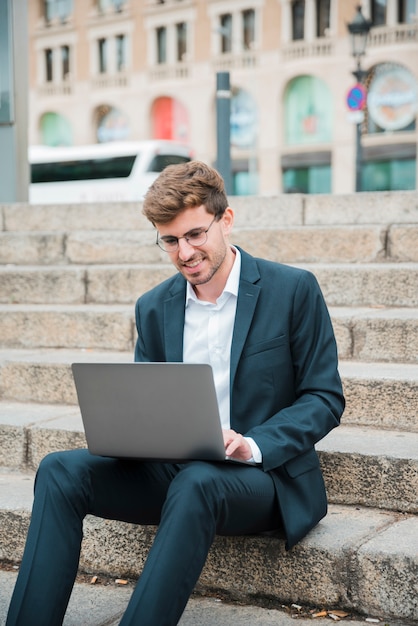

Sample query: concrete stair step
[3,191,418,231]
[0,403,416,515]
[0,350,417,431]
[2,263,418,307]
[0,304,417,363]
[1,224,418,265]
[0,468,416,622]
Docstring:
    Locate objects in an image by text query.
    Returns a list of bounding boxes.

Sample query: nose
[177,237,196,259]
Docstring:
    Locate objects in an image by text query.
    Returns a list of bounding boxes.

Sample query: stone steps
[0,404,416,515]
[1,224,418,265]
[0,193,417,622]
[2,263,418,307]
[0,469,416,622]
[0,304,417,363]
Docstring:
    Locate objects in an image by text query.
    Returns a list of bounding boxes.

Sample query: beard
[177,244,228,287]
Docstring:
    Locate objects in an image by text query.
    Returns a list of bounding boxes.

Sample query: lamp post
[347,5,371,192]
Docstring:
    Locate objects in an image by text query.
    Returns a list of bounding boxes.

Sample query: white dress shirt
[183,247,262,463]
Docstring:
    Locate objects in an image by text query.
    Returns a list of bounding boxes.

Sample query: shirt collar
[186,246,241,306]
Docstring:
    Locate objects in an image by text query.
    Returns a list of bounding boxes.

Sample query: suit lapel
[163,275,187,362]
[230,249,261,386]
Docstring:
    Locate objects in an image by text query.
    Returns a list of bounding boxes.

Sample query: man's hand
[223,429,253,461]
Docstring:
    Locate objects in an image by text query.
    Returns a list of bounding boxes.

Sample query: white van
[29,140,194,204]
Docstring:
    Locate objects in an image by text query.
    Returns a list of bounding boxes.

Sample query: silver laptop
[72,362,252,464]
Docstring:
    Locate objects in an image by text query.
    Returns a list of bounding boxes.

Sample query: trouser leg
[120,461,280,626]
[6,449,178,626]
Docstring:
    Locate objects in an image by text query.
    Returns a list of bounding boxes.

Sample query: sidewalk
[0,569,407,626]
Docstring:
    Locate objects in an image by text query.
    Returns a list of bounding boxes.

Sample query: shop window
[283,165,331,194]
[284,75,333,145]
[151,96,190,143]
[361,159,416,191]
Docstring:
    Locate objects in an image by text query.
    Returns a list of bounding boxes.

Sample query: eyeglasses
[156,217,217,253]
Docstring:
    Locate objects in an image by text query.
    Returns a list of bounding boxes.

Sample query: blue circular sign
[346,84,367,111]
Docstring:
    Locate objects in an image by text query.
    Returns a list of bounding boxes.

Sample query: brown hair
[142,160,229,225]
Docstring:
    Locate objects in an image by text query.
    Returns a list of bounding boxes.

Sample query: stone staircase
[0,193,417,623]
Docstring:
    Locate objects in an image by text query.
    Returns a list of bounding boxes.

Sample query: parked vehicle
[29,140,194,204]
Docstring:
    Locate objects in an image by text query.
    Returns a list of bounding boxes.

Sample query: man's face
[156,204,234,289]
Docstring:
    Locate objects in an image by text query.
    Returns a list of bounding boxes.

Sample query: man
[7,161,344,625]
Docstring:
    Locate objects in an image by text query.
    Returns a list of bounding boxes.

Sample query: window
[98,0,125,12]
[361,159,416,191]
[176,22,187,62]
[98,38,107,73]
[242,9,255,50]
[398,0,417,22]
[156,27,167,64]
[44,0,73,23]
[283,165,331,193]
[116,34,126,72]
[147,154,191,173]
[45,48,53,82]
[61,45,70,79]
[31,156,136,183]
[292,1,305,40]
[371,0,387,25]
[220,14,233,53]
[316,0,330,37]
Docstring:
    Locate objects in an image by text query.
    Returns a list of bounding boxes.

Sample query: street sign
[346,84,367,111]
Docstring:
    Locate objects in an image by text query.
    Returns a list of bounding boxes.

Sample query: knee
[35,449,91,499]
[169,463,224,509]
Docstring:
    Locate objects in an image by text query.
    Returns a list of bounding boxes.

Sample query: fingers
[222,429,252,461]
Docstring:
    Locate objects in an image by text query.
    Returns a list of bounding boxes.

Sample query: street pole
[0,0,29,202]
[353,62,367,194]
[216,71,232,195]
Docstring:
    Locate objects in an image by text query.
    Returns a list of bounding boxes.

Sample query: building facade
[28,0,418,194]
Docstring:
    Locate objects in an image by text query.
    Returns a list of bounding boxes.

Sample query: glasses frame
[156,216,217,253]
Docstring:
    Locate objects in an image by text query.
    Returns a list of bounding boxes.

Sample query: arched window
[40,112,73,146]
[94,105,130,142]
[151,97,190,143]
[284,75,333,145]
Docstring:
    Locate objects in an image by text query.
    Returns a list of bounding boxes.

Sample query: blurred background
[3,0,418,198]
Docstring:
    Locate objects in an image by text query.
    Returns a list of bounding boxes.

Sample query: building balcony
[37,81,73,97]
[368,22,418,47]
[91,73,130,89]
[211,50,258,72]
[281,38,334,61]
[148,62,190,81]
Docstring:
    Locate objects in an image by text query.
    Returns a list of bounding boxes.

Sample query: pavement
[0,568,409,626]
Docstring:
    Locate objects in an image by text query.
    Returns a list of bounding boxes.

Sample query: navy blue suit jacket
[134,247,345,549]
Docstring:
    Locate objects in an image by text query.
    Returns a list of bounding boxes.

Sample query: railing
[282,38,333,61]
[368,22,418,47]
[37,82,73,97]
[211,50,258,72]
[91,73,129,89]
[148,63,189,81]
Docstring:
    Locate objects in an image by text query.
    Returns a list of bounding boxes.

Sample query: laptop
[72,362,255,464]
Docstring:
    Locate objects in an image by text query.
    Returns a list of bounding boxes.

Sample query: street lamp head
[347,5,372,59]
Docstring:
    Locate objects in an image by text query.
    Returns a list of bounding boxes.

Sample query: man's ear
[221,207,234,235]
